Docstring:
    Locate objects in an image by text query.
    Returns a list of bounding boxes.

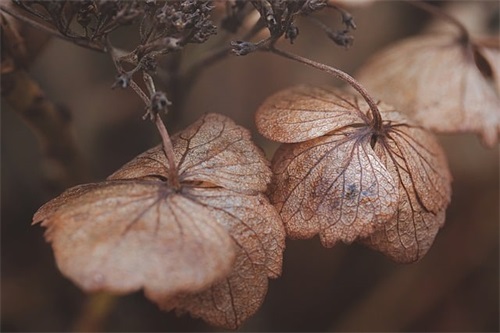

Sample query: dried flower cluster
[3,0,358,114]
[229,0,356,55]
[11,0,141,50]
[11,0,216,51]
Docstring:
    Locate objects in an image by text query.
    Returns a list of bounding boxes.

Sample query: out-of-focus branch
[1,69,90,190]
[71,292,117,332]
[1,12,90,191]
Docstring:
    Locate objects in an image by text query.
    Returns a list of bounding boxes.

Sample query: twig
[1,14,90,190]
[1,69,90,190]
[141,72,179,188]
[155,113,180,190]
[71,292,117,332]
[107,37,150,106]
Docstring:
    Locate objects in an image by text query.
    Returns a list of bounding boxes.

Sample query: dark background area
[2,1,499,331]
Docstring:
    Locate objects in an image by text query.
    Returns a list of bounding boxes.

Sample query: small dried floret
[341,11,357,30]
[151,91,172,113]
[327,29,354,48]
[111,73,131,89]
[231,41,257,56]
[285,23,299,44]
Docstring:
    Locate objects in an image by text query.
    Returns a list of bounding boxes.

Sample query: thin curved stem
[107,38,150,105]
[108,39,179,189]
[72,292,116,332]
[408,1,470,42]
[143,74,180,189]
[268,47,383,132]
[129,80,150,105]
[155,114,180,190]
[143,72,156,96]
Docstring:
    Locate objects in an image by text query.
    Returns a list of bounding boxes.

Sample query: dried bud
[341,11,357,30]
[230,41,257,56]
[111,73,131,89]
[327,30,354,48]
[151,91,171,114]
[140,55,157,73]
[285,24,299,44]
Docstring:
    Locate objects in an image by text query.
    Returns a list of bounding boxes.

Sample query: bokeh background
[2,1,499,331]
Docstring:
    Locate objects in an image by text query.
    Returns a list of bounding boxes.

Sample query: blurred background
[2,1,498,331]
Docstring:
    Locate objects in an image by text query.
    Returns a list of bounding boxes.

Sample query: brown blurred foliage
[1,1,498,332]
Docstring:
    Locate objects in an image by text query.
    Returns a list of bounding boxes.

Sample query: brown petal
[269,126,399,246]
[153,188,285,329]
[33,180,236,296]
[381,110,452,213]
[356,34,500,146]
[255,85,370,143]
[361,113,452,263]
[110,113,271,194]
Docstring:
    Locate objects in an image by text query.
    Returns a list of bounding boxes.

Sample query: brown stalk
[155,113,181,190]
[1,12,89,191]
[107,36,180,189]
[71,292,117,332]
[268,47,383,132]
[1,69,90,190]
[142,72,180,189]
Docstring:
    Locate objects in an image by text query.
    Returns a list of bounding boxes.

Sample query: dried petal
[33,180,236,296]
[361,110,452,263]
[111,113,271,194]
[154,189,285,329]
[255,85,370,143]
[356,34,500,146]
[269,127,398,246]
[256,86,452,262]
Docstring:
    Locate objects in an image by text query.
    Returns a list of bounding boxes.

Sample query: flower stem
[268,47,383,132]
[142,73,180,189]
[155,113,181,190]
